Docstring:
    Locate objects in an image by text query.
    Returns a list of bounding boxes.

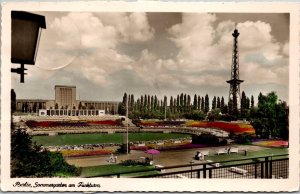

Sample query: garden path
[66,145,266,168]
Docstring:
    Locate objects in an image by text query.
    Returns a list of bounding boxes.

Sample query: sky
[12,12,289,104]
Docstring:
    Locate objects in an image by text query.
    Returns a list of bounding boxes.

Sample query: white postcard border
[1,1,299,192]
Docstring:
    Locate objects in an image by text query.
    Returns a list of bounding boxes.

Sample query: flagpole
[126,95,129,154]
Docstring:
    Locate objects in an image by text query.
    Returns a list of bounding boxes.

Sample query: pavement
[66,145,266,168]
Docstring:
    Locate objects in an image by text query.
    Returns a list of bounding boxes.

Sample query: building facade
[39,109,105,116]
[55,85,77,109]
[15,85,120,115]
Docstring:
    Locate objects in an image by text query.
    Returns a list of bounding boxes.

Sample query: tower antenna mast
[226,28,244,117]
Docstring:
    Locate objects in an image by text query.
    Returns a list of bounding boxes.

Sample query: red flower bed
[26,120,59,128]
[130,146,149,151]
[88,120,120,126]
[186,121,255,134]
[26,119,123,128]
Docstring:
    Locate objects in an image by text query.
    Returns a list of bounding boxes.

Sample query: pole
[164,103,167,121]
[126,96,129,154]
[190,161,194,178]
[20,64,25,83]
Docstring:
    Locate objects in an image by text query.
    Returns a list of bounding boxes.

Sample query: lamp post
[11,11,46,83]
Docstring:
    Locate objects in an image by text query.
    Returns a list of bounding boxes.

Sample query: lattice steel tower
[226,28,243,116]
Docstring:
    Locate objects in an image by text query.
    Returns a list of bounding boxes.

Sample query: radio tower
[226,28,243,116]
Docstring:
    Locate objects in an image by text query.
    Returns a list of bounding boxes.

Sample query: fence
[86,154,288,179]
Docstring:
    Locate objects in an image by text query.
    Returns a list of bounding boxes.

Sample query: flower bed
[252,140,288,148]
[138,120,255,135]
[185,121,255,135]
[89,120,122,126]
[130,146,149,151]
[131,140,206,151]
[61,149,113,157]
[26,119,122,128]
[139,120,184,127]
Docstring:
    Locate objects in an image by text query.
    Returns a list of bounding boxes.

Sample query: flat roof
[54,85,76,88]
[16,99,52,102]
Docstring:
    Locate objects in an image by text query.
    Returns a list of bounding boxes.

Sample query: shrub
[121,159,139,166]
[234,133,252,144]
[11,128,79,177]
[192,133,227,147]
[117,144,130,154]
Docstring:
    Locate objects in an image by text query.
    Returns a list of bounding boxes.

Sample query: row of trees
[117,91,289,140]
[118,92,255,120]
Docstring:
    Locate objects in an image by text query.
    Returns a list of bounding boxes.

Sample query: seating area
[229,147,239,154]
[215,147,239,155]
[216,148,228,155]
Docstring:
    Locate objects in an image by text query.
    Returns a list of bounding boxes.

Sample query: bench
[155,165,165,173]
[201,150,209,156]
[229,167,248,175]
[216,148,228,155]
[229,147,238,154]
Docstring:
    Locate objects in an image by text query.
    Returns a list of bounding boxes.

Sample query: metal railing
[84,154,288,179]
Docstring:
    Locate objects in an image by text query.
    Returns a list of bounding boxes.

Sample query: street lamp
[11,11,46,83]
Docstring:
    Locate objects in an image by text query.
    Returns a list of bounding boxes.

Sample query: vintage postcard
[1,1,299,192]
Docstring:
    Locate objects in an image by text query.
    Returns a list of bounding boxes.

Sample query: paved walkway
[66,145,265,168]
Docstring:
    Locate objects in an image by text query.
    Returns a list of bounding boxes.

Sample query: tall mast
[226,28,244,117]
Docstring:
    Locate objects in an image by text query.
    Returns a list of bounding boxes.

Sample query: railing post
[254,163,258,179]
[197,169,200,178]
[269,157,273,178]
[261,161,264,178]
[203,164,206,178]
[265,157,269,178]
[208,169,212,178]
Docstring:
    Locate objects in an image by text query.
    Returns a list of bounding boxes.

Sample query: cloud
[33,12,155,86]
[94,12,155,42]
[166,13,288,89]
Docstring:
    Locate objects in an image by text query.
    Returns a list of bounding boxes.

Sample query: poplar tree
[170,96,174,113]
[204,94,209,113]
[217,97,221,109]
[201,97,205,112]
[212,96,216,110]
[193,94,197,110]
[187,94,191,111]
[251,95,254,108]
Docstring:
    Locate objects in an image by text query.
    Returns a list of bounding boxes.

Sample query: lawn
[205,148,288,166]
[32,133,191,146]
[80,164,158,177]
